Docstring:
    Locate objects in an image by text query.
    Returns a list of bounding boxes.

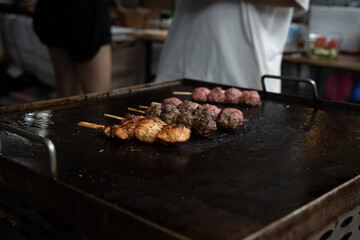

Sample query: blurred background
[0,0,360,106]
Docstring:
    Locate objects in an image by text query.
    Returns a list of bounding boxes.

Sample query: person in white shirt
[155,0,309,93]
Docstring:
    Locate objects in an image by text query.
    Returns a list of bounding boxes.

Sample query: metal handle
[0,122,57,180]
[261,74,320,100]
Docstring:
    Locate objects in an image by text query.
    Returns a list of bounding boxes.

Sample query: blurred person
[33,0,112,97]
[156,0,309,93]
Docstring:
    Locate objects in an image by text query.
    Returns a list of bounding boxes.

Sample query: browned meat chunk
[134,118,164,143]
[193,117,217,137]
[161,104,181,124]
[192,87,210,102]
[193,105,217,137]
[162,97,183,107]
[203,104,221,118]
[225,87,243,104]
[156,124,191,143]
[207,87,226,103]
[194,105,216,120]
[178,100,196,113]
[145,104,162,117]
[190,101,200,109]
[104,124,119,138]
[124,113,145,121]
[152,116,167,128]
[177,100,196,128]
[114,120,137,140]
[177,112,194,129]
[217,108,243,129]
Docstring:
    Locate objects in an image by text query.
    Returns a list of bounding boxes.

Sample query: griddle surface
[1,81,360,239]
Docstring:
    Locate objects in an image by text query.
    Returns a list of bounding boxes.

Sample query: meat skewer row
[127,100,243,137]
[78,113,191,144]
[144,99,244,128]
[125,104,217,137]
[173,86,261,106]
[145,99,220,118]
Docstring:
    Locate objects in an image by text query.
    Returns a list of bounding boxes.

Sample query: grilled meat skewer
[174,87,261,106]
[217,108,243,129]
[143,100,242,135]
[101,114,191,144]
[134,117,166,143]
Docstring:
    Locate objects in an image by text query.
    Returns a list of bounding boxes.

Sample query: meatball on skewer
[217,108,243,129]
[162,97,183,107]
[241,91,261,106]
[174,86,261,106]
[192,87,210,102]
[225,87,243,104]
[207,87,226,103]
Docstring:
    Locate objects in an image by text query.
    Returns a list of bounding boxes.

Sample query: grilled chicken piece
[134,117,165,143]
[156,124,191,143]
[104,124,120,138]
[152,117,167,128]
[114,120,137,140]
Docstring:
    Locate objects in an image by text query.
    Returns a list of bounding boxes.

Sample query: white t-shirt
[155,0,309,93]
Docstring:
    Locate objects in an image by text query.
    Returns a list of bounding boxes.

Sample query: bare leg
[76,44,111,94]
[48,47,82,97]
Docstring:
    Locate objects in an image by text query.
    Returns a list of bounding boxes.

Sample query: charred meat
[145,104,162,117]
[161,104,181,125]
[203,104,221,119]
[217,108,243,129]
[192,106,217,137]
[177,100,196,128]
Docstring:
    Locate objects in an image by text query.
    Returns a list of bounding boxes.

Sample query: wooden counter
[282,53,360,72]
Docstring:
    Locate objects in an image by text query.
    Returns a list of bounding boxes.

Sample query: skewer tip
[78,121,105,129]
[127,107,146,114]
[104,113,125,121]
[138,105,149,109]
[173,91,192,95]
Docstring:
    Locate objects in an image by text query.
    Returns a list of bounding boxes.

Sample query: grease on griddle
[127,145,142,152]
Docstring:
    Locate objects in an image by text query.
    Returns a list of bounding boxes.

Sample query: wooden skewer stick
[78,121,105,129]
[104,113,125,121]
[151,102,161,105]
[173,91,192,95]
[127,107,146,114]
[138,105,149,109]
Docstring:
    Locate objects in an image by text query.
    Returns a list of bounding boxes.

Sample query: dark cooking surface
[1,80,360,239]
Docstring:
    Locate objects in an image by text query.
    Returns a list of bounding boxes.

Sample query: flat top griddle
[1,79,360,239]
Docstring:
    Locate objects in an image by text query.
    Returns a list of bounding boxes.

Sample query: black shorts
[33,0,111,62]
